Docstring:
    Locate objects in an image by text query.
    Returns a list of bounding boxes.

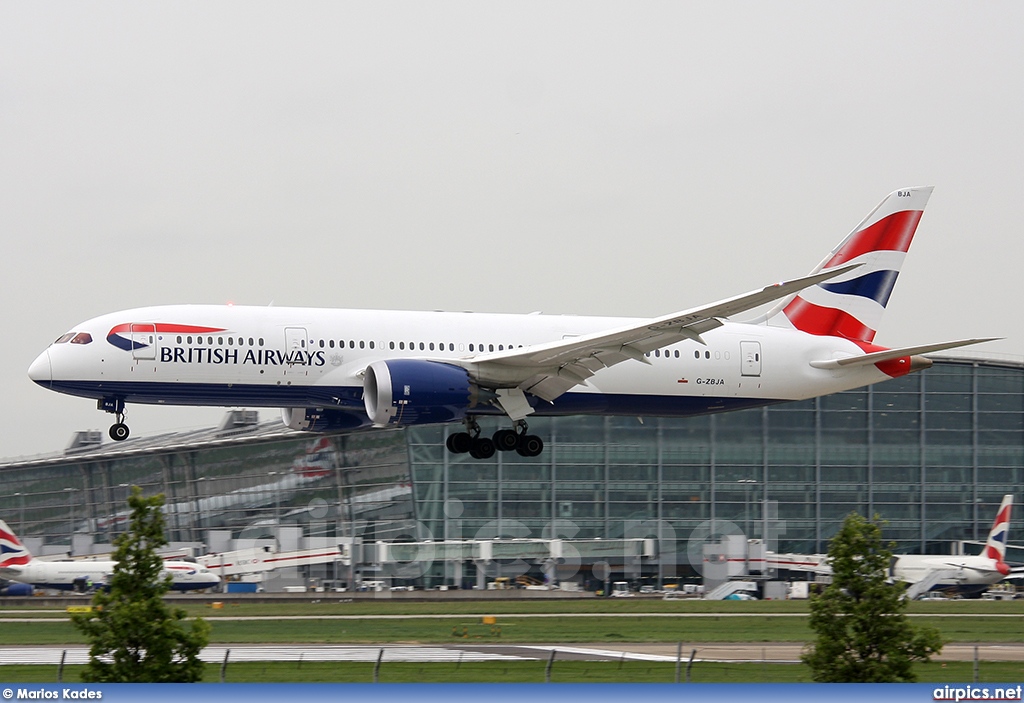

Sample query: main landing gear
[445,418,544,459]
[99,397,130,442]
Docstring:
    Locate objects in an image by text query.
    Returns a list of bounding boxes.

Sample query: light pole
[268,471,280,527]
[738,479,756,538]
[63,487,78,553]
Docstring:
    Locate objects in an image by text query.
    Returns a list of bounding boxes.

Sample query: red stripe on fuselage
[108,323,227,336]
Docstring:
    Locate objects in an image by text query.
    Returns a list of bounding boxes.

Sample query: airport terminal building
[2,356,1021,590]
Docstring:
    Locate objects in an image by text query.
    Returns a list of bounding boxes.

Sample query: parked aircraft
[891,495,1020,596]
[28,187,992,458]
[769,495,1020,597]
[0,519,220,592]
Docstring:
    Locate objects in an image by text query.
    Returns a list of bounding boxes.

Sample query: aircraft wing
[461,265,860,408]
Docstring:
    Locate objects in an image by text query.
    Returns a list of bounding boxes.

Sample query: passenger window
[359,341,365,349]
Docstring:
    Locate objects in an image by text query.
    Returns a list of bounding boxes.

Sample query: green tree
[802,512,943,682]
[72,487,210,682]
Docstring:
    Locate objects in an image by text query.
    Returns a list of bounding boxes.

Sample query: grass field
[3,598,1023,683]
[2,599,1023,645]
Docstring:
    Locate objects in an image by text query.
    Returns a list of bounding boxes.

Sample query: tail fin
[983,495,1013,563]
[0,519,32,567]
[767,187,933,343]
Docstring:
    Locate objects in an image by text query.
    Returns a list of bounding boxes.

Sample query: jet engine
[363,359,487,426]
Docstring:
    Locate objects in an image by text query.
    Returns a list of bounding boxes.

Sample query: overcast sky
[2,2,1022,458]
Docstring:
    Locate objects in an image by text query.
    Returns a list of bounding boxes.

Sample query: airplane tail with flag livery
[983,495,1013,566]
[766,187,932,344]
[0,519,32,569]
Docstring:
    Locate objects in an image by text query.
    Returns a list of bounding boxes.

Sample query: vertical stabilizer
[767,187,933,343]
[983,495,1013,563]
[0,519,32,568]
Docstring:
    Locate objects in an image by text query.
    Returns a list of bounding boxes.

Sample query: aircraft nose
[28,349,51,386]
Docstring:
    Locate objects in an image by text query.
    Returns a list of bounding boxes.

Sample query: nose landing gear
[99,397,130,442]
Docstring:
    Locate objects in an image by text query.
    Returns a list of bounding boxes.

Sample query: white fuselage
[891,555,1009,589]
[0,558,220,592]
[29,304,894,424]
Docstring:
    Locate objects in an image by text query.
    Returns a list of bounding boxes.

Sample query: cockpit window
[54,333,76,344]
[70,333,93,345]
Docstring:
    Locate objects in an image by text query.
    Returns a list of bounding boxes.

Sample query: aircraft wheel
[516,434,544,457]
[109,423,130,442]
[446,432,472,454]
[469,436,495,460]
[493,429,520,451]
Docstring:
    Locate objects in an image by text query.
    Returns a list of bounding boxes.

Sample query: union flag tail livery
[983,494,1013,569]
[769,187,932,343]
[0,520,31,568]
[28,187,996,459]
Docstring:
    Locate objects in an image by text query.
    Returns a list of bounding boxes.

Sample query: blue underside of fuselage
[42,379,782,423]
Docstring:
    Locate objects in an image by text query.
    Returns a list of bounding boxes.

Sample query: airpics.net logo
[933,685,1023,701]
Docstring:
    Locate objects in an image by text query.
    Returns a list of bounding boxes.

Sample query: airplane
[0,519,221,592]
[768,495,1021,597]
[892,495,1022,596]
[27,187,995,458]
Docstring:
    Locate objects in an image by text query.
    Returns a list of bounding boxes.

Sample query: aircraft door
[284,327,309,374]
[130,324,156,360]
[740,341,761,377]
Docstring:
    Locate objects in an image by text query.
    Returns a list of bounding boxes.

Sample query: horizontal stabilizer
[810,338,1000,370]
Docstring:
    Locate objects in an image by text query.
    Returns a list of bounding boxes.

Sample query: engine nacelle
[364,359,480,426]
[1,582,34,597]
[280,407,368,433]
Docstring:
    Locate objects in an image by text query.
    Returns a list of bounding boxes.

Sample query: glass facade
[409,359,1023,556]
[0,358,1021,581]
